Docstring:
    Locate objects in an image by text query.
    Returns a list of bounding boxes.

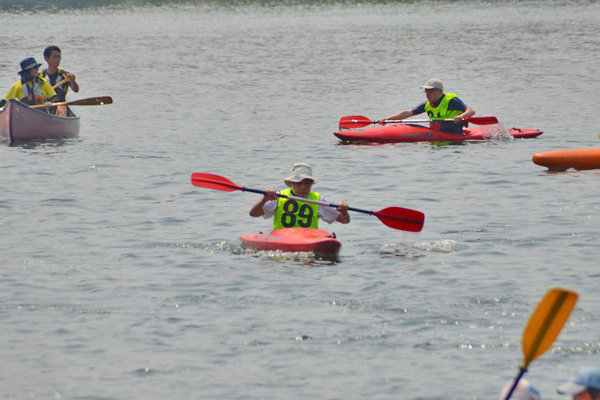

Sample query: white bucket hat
[284,163,318,187]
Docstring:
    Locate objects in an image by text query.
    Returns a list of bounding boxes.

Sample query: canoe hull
[0,99,80,142]
[532,148,600,170]
[241,228,342,255]
[333,124,543,143]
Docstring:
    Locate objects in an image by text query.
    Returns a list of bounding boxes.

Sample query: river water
[1,1,599,399]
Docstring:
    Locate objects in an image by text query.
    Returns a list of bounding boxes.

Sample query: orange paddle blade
[521,288,578,367]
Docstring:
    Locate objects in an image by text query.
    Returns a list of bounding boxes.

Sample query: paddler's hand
[44,101,52,110]
[337,201,349,214]
[376,119,386,125]
[453,115,463,124]
[264,189,277,201]
[336,201,350,224]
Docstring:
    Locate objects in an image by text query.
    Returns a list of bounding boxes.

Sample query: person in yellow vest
[249,163,350,229]
[0,57,58,111]
[376,78,475,134]
[41,45,79,117]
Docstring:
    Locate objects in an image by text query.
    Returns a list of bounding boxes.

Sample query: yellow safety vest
[273,189,320,230]
[424,93,463,132]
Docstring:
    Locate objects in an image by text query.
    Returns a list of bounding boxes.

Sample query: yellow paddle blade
[521,288,578,367]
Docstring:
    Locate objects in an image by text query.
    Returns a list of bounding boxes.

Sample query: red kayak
[334,124,543,143]
[241,228,341,255]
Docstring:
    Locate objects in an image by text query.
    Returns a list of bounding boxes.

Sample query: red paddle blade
[373,207,425,232]
[339,115,375,129]
[465,116,498,125]
[191,173,243,192]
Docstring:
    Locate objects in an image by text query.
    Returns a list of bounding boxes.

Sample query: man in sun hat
[376,78,476,134]
[0,57,58,111]
[249,163,350,229]
[500,379,542,400]
[557,366,600,400]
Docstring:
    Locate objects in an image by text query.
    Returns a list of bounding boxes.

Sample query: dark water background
[1,1,599,399]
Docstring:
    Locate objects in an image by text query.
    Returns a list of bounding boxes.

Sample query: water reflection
[2,137,81,152]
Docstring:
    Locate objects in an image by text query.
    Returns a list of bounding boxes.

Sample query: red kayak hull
[241,228,341,255]
[333,124,543,143]
[532,148,600,170]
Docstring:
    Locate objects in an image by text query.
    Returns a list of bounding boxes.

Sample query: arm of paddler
[249,189,277,217]
[454,106,476,124]
[335,202,350,224]
[376,109,414,125]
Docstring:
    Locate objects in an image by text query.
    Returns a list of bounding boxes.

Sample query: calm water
[1,1,599,399]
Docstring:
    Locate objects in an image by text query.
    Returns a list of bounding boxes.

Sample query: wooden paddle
[339,115,498,129]
[503,288,578,400]
[191,173,425,232]
[30,96,113,109]
[52,77,70,90]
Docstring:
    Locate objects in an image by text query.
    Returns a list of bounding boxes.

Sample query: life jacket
[21,77,47,106]
[424,93,463,132]
[41,68,70,98]
[273,188,320,230]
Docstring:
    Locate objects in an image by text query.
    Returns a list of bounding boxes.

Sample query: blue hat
[18,57,42,75]
[557,366,600,395]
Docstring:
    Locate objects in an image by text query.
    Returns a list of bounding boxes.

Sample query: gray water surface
[1,1,599,399]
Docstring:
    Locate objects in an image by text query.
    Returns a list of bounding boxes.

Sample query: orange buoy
[532,148,600,170]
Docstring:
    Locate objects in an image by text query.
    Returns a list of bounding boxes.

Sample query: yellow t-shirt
[3,78,57,102]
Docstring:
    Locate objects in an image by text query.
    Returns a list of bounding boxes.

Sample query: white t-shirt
[262,196,341,224]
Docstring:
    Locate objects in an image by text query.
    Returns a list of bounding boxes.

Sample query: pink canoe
[0,99,80,142]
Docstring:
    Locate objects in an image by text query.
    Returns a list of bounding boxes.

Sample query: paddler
[0,57,58,112]
[41,45,80,117]
[557,365,600,400]
[376,78,475,134]
[249,163,350,228]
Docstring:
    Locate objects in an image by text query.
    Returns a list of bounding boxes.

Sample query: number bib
[273,189,320,230]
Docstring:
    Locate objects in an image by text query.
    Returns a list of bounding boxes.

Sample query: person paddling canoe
[41,45,80,117]
[249,163,350,228]
[0,57,58,112]
[376,78,475,135]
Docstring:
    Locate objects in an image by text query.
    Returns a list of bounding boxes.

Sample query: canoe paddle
[30,96,113,109]
[52,77,70,90]
[503,288,578,400]
[339,115,498,129]
[191,172,425,232]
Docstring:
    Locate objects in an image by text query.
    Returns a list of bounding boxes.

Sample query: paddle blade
[69,96,113,106]
[465,116,498,125]
[191,173,243,192]
[521,288,578,367]
[339,115,375,129]
[373,207,425,232]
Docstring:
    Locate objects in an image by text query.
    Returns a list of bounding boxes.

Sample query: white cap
[420,78,444,91]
